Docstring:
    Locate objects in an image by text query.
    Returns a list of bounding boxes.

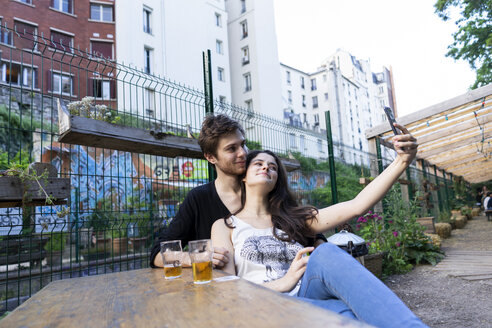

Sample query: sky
[272,0,476,117]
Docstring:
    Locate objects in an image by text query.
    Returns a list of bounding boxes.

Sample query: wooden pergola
[366,83,492,184]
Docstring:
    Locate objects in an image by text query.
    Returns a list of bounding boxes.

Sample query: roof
[365,83,492,184]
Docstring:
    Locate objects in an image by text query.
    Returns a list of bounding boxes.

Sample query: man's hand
[213,246,230,269]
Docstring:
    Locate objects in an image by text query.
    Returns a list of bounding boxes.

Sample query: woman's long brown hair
[225,150,318,246]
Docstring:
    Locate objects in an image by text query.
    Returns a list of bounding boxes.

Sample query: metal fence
[0,26,461,314]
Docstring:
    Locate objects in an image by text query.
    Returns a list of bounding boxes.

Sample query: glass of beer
[160,240,183,279]
[188,239,213,284]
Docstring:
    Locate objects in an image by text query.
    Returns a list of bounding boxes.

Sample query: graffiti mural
[0,143,210,235]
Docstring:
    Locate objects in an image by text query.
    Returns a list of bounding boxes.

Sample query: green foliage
[44,232,67,252]
[0,149,31,171]
[356,188,444,277]
[311,160,365,207]
[246,140,262,151]
[438,208,452,223]
[435,0,492,88]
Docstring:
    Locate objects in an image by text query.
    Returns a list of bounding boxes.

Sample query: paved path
[433,214,492,284]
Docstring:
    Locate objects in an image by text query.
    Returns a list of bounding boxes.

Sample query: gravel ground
[385,214,492,328]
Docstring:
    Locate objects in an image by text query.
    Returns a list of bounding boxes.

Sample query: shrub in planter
[44,232,67,265]
[356,188,444,277]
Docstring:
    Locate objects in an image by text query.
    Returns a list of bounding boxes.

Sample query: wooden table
[1,268,371,327]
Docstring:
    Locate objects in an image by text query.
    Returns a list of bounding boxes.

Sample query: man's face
[205,130,247,177]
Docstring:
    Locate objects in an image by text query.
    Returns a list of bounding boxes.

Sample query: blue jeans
[295,243,428,328]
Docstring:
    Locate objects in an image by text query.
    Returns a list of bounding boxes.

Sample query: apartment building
[115,0,231,119]
[225,0,283,120]
[0,0,116,99]
[280,49,397,164]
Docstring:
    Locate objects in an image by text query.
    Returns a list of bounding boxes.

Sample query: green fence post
[324,111,338,205]
[434,165,443,213]
[406,167,414,201]
[443,171,450,211]
[202,49,216,182]
[375,137,383,175]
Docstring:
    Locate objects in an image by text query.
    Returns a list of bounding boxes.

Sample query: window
[144,47,152,74]
[323,74,327,82]
[240,20,248,39]
[359,139,363,151]
[18,0,32,4]
[52,72,72,95]
[144,88,155,117]
[300,76,305,89]
[312,96,318,108]
[324,93,328,101]
[90,79,111,99]
[215,13,222,27]
[302,95,306,107]
[14,21,37,51]
[217,67,225,82]
[52,0,73,14]
[1,62,38,88]
[219,96,226,109]
[242,46,250,65]
[311,78,317,91]
[303,113,307,123]
[143,7,152,33]
[300,135,305,150]
[91,4,113,22]
[51,30,73,51]
[314,114,319,125]
[245,99,253,111]
[244,73,251,92]
[317,139,323,152]
[216,40,223,54]
[289,133,296,149]
[91,41,113,59]
[287,90,292,104]
[0,20,13,46]
[286,71,291,84]
[240,0,246,13]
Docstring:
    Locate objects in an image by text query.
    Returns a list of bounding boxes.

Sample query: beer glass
[188,239,213,284]
[160,240,183,279]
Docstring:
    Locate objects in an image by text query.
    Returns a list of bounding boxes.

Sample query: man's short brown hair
[198,114,245,157]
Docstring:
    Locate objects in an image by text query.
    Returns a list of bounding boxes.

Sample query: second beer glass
[189,239,213,284]
[160,240,183,279]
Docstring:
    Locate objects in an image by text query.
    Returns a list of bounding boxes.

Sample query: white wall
[226,0,282,120]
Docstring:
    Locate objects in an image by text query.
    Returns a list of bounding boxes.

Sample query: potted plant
[58,97,202,159]
[111,215,128,255]
[128,213,153,252]
[87,209,112,250]
[44,231,67,266]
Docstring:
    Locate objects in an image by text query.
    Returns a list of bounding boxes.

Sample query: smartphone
[383,106,400,135]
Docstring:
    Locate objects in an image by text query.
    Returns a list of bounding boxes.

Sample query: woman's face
[244,152,278,191]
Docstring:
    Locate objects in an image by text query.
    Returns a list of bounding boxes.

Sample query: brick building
[0,0,116,101]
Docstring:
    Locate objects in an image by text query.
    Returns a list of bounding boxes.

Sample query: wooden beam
[366,84,492,138]
[417,129,492,158]
[426,143,479,162]
[417,124,492,152]
[450,159,491,174]
[439,152,490,169]
[413,110,492,144]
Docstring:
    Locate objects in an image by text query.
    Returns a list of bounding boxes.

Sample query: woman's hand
[393,123,418,165]
[263,247,314,293]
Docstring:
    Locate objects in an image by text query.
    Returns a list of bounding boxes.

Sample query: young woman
[212,124,428,327]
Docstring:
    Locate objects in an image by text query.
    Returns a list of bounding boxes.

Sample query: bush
[44,232,68,252]
[356,188,444,277]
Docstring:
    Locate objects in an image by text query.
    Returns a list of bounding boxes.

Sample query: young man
[150,114,247,268]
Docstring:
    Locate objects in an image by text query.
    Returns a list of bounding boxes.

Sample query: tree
[434,0,492,89]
